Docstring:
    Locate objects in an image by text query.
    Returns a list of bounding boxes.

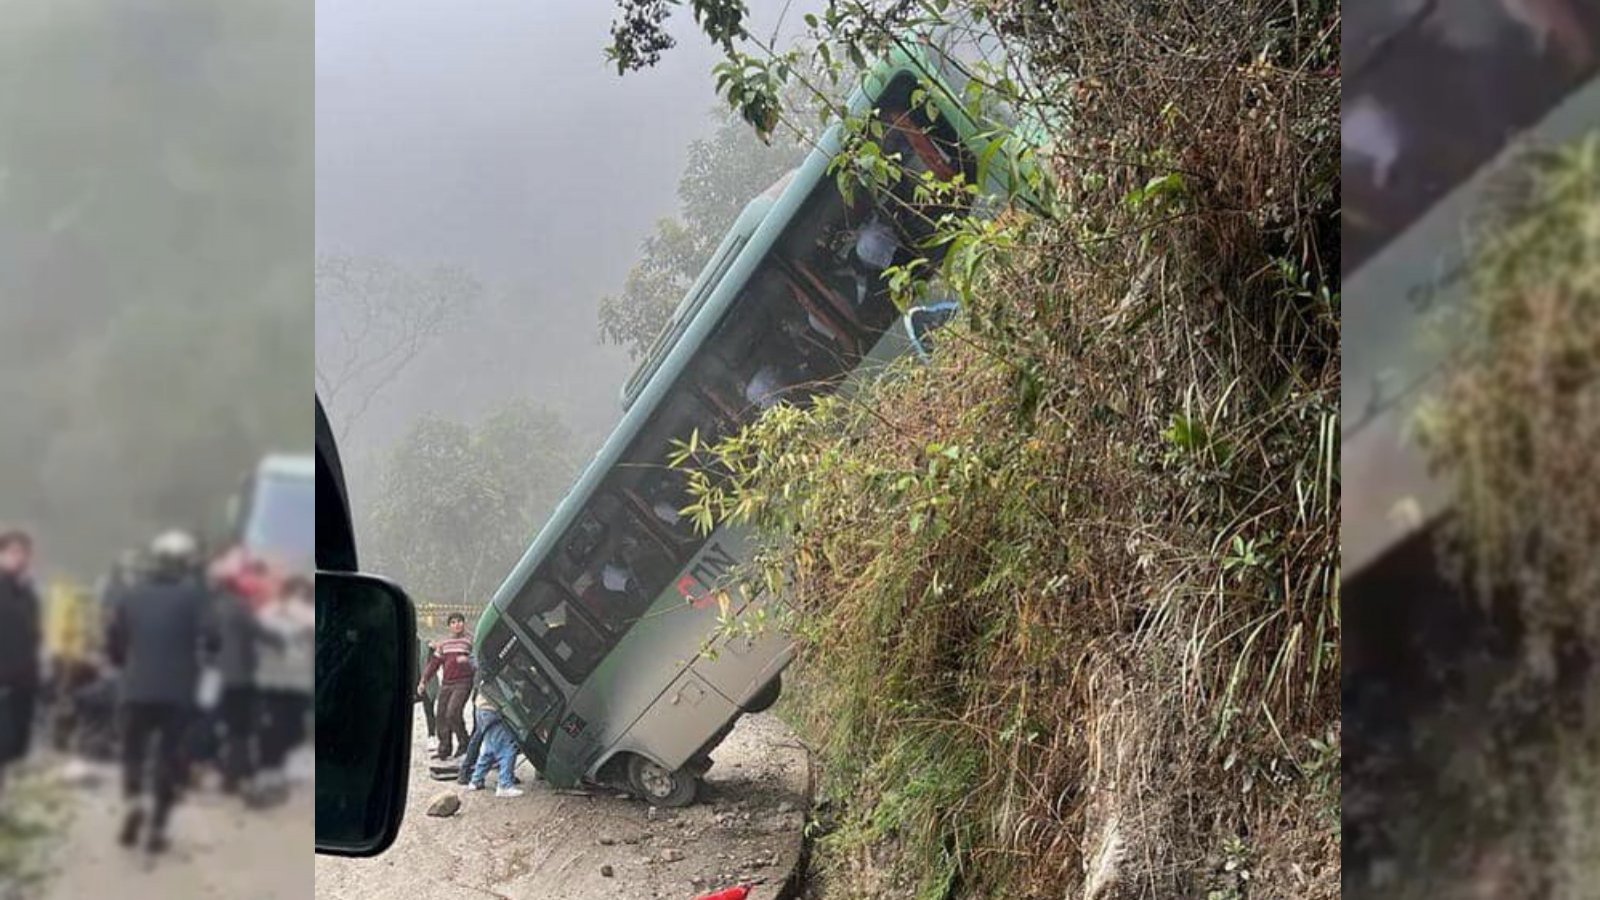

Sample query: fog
[318,1,724,456]
[1,0,312,578]
[315,0,806,584]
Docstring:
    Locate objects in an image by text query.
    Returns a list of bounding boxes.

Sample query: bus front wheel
[627,755,699,808]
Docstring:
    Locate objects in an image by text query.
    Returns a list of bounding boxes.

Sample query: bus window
[563,515,607,566]
[574,528,678,634]
[775,270,858,366]
[556,493,680,636]
[633,376,738,481]
[874,73,975,251]
[479,619,563,748]
[700,262,855,418]
[495,662,562,747]
[883,107,962,183]
[615,464,700,550]
[781,193,901,339]
[504,579,606,681]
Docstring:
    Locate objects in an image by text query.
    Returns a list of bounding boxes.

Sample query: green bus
[473,45,1029,806]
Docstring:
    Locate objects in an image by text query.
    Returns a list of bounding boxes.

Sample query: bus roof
[258,454,314,479]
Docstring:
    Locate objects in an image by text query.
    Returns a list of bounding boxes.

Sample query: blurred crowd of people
[0,526,313,857]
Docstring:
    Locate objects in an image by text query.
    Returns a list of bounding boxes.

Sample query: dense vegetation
[611,1,1340,896]
[1349,134,1600,899]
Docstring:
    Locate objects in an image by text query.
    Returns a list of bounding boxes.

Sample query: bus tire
[742,675,782,714]
[627,755,699,808]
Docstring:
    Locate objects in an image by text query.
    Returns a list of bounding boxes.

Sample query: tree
[598,105,808,360]
[605,1,926,139]
[314,254,484,442]
[365,399,580,608]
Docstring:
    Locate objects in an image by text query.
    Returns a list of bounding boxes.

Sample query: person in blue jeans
[467,690,522,797]
[452,674,522,787]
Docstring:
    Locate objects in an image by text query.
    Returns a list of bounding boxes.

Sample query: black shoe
[118,808,145,848]
[145,830,170,856]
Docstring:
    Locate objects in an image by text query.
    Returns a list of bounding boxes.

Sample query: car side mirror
[905,299,960,360]
[315,571,417,857]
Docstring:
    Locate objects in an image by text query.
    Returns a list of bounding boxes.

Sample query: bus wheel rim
[639,761,675,797]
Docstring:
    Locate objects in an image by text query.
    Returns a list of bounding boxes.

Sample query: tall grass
[1374,132,1600,899]
[687,1,1340,895]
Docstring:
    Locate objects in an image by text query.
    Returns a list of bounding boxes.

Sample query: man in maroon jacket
[418,613,474,760]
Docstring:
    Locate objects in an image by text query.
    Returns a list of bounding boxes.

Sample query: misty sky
[317,0,729,284]
[316,1,781,457]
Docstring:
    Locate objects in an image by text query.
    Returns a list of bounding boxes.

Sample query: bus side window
[629,467,700,548]
[786,194,900,340]
[564,514,606,565]
[505,579,606,680]
[559,492,683,637]
[611,512,679,599]
[719,263,848,418]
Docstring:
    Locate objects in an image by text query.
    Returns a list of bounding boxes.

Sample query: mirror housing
[905,299,960,360]
[315,570,417,857]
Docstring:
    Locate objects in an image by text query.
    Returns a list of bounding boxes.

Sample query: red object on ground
[692,887,750,900]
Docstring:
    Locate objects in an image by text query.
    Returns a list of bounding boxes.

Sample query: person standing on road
[454,678,522,788]
[253,575,313,805]
[419,613,474,760]
[0,529,41,803]
[106,530,218,856]
[466,689,522,798]
[212,569,275,797]
[417,635,439,754]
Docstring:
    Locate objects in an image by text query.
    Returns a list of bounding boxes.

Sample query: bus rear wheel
[627,755,699,808]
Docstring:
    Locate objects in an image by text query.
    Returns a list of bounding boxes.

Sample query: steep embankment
[690,2,1341,898]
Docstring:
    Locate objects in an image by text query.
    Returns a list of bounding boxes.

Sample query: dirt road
[315,712,810,900]
[42,756,314,899]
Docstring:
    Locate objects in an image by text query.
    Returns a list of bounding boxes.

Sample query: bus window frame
[503,577,609,683]
[481,629,564,754]
[551,490,678,640]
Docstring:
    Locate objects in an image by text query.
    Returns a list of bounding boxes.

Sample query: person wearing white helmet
[104,529,218,856]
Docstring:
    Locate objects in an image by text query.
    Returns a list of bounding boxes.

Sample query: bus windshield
[244,472,314,571]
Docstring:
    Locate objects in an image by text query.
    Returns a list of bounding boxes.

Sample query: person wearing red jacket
[418,613,474,760]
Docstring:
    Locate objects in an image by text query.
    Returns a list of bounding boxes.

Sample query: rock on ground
[426,793,461,817]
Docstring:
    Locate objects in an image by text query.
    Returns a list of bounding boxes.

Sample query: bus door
[478,619,565,769]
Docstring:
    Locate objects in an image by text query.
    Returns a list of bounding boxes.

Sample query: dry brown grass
[1367,132,1600,900]
[689,1,1340,896]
